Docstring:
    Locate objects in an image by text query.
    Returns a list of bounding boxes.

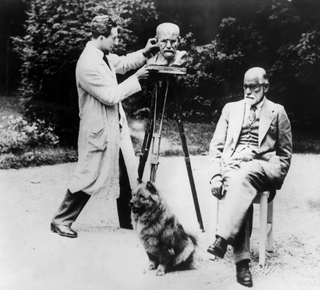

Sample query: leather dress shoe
[51,223,78,238]
[207,236,228,259]
[236,265,253,287]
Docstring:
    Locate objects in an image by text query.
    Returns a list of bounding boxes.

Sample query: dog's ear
[146,181,157,195]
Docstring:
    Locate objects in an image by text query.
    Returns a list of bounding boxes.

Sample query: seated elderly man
[207,67,292,287]
[147,22,187,67]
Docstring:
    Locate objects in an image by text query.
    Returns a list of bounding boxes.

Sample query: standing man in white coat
[50,15,158,237]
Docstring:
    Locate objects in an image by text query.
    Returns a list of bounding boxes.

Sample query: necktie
[103,54,120,126]
[248,105,257,124]
[103,54,111,69]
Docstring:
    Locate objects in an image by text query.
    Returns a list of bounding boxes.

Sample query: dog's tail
[185,223,204,269]
[188,233,198,246]
[173,222,200,269]
[183,221,200,246]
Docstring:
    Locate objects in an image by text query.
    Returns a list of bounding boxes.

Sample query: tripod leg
[138,85,157,180]
[149,79,170,183]
[150,163,158,182]
[138,119,153,180]
[173,93,205,232]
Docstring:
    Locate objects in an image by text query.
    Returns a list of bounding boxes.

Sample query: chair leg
[267,201,273,252]
[259,193,268,266]
[209,196,219,243]
[212,190,274,266]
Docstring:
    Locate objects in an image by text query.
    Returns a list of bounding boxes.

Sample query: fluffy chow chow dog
[130,180,198,276]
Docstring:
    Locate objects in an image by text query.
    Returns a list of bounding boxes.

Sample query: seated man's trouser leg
[217,160,274,263]
[233,204,253,263]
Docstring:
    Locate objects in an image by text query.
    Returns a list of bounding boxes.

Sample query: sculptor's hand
[210,176,223,200]
[134,65,149,80]
[143,38,159,58]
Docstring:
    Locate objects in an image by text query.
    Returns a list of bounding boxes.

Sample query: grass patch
[129,118,214,157]
[292,132,320,154]
[0,147,77,169]
[1,96,320,169]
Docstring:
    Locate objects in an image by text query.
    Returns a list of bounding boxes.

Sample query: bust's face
[156,24,180,60]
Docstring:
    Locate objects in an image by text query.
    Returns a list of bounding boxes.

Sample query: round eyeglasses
[243,84,265,92]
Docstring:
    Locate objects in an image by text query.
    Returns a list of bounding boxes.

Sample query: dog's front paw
[149,263,157,270]
[156,268,166,276]
[156,265,166,276]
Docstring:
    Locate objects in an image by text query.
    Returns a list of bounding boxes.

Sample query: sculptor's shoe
[50,223,77,238]
[236,263,253,287]
[207,235,228,259]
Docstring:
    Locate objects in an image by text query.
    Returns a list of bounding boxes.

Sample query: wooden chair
[252,191,274,266]
[211,191,274,266]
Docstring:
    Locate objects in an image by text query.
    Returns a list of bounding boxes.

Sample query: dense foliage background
[10,0,320,147]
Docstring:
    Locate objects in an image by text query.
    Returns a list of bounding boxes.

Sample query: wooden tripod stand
[137,72,204,231]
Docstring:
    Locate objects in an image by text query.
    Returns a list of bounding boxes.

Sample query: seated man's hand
[238,147,256,162]
[210,176,223,200]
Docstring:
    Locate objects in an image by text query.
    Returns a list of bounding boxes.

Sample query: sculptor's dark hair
[91,15,117,39]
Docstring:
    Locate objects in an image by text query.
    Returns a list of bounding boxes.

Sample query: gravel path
[0,154,319,290]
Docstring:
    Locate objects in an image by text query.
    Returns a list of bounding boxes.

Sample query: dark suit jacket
[209,98,292,189]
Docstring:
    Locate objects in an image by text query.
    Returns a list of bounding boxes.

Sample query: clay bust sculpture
[147,22,187,67]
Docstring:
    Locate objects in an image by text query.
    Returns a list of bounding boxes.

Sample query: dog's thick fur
[130,180,198,276]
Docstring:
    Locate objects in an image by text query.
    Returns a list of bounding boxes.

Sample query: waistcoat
[238,113,259,147]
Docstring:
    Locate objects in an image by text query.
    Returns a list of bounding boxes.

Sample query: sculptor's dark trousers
[51,150,133,229]
[117,150,133,229]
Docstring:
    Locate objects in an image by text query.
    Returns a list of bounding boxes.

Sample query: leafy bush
[0,115,59,154]
[22,99,80,147]
[0,111,79,169]
[160,19,266,122]
[12,0,157,101]
[11,0,320,136]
